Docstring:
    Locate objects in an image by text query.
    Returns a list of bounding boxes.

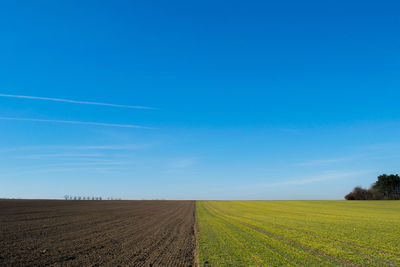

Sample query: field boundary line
[194,201,200,267]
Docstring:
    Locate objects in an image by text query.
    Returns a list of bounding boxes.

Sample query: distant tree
[345,187,373,200]
[372,174,400,200]
[74,196,77,200]
[345,192,355,200]
[64,195,69,200]
[346,174,400,200]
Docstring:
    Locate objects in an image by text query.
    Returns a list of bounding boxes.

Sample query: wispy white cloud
[163,158,197,174]
[263,170,370,187]
[41,161,135,167]
[364,142,400,151]
[0,144,153,153]
[0,117,156,129]
[278,128,302,134]
[0,93,156,110]
[169,158,196,169]
[13,153,103,159]
[3,166,129,177]
[296,157,354,166]
[70,144,153,150]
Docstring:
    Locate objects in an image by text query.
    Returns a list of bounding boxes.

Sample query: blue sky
[1,0,399,199]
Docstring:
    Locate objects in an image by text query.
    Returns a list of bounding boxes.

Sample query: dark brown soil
[0,200,196,266]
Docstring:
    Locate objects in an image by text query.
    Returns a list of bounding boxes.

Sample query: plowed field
[0,200,196,266]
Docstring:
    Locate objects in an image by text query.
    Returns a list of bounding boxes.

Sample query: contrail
[0,117,156,129]
[0,94,156,110]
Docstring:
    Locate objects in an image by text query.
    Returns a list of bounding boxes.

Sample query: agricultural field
[2,199,400,266]
[197,201,400,266]
[0,200,196,266]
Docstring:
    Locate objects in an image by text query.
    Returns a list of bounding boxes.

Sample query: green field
[197,201,400,266]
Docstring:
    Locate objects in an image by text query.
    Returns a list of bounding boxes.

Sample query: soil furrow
[0,200,196,266]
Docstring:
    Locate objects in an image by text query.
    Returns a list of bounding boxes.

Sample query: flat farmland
[0,200,196,266]
[197,201,400,266]
[2,200,400,266]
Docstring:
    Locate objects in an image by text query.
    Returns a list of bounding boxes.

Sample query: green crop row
[197,201,400,266]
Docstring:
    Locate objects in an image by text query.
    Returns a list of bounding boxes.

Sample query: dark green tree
[345,173,400,200]
[372,174,400,200]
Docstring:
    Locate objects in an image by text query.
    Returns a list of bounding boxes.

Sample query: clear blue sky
[1,0,399,200]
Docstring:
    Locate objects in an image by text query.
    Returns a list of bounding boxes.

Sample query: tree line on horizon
[64,195,122,200]
[345,174,400,200]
